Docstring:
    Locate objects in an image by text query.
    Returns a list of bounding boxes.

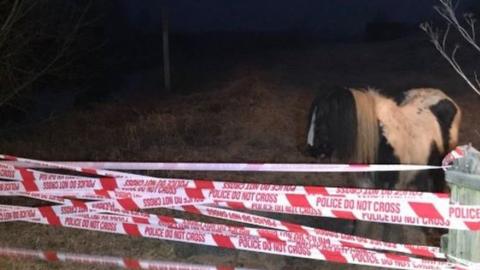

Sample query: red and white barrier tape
[1,203,454,269]
[0,166,450,204]
[0,204,460,270]
[1,159,443,172]
[170,204,445,259]
[6,181,472,231]
[110,186,479,230]
[0,154,454,203]
[442,146,465,168]
[1,189,447,260]
[0,153,477,270]
[3,193,446,262]
[0,246,251,270]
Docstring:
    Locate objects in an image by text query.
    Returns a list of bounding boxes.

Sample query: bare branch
[0,0,21,48]
[0,0,94,107]
[464,12,476,42]
[422,1,480,96]
[0,0,20,32]
[474,72,480,90]
[421,21,480,96]
[436,0,480,52]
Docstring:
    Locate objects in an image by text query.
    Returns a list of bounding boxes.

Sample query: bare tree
[421,0,480,96]
[0,0,93,109]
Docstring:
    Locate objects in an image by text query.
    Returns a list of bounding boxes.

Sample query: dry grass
[0,35,479,269]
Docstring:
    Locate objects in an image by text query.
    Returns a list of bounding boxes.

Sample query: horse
[306,87,461,192]
[305,87,462,243]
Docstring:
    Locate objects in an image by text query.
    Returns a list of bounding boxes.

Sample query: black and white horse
[306,87,461,192]
[305,87,462,242]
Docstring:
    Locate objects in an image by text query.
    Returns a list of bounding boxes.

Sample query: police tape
[0,154,454,204]
[166,188,479,229]
[169,204,445,259]
[442,147,465,168]
[0,246,252,270]
[0,167,449,202]
[106,187,479,230]
[1,189,447,260]
[2,198,447,262]
[0,190,209,223]
[0,153,476,270]
[6,180,474,231]
[205,193,478,231]
[0,205,470,270]
[1,156,443,172]
[0,204,461,270]
[1,178,479,231]
[4,201,442,261]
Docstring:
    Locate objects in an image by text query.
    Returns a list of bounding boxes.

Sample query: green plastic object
[444,145,480,265]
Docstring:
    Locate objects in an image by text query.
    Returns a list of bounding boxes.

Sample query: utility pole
[162,7,171,92]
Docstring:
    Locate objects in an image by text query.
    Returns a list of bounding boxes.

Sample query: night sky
[117,0,476,38]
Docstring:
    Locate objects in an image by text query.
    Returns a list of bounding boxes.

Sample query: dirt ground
[0,35,479,269]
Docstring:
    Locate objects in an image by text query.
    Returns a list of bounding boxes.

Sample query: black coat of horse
[306,87,461,192]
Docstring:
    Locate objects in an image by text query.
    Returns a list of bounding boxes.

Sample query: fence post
[442,145,480,265]
[162,7,171,92]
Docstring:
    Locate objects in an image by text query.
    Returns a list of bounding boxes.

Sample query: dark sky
[116,0,477,36]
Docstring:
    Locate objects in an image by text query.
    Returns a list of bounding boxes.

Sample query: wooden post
[162,7,171,92]
[443,145,480,265]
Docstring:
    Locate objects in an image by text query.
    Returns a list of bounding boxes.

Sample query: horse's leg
[408,169,446,244]
[352,172,383,238]
[371,170,405,242]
